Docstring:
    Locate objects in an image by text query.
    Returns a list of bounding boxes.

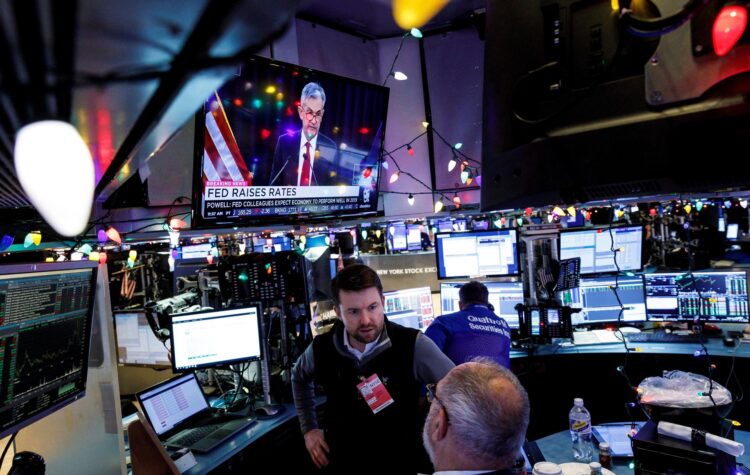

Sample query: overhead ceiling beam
[51,0,78,121]
[12,0,51,121]
[0,9,29,126]
[93,0,246,199]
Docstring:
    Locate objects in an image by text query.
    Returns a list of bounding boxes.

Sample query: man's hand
[304,429,330,469]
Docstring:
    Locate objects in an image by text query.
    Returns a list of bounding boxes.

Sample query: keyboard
[573,330,624,345]
[625,332,707,344]
[172,422,225,446]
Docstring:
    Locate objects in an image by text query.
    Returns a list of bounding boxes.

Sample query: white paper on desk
[174,451,197,473]
[657,421,745,457]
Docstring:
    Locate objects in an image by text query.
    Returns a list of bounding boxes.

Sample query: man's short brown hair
[459,281,489,306]
[331,264,383,304]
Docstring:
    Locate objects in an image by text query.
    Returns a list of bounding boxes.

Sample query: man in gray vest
[291,264,454,473]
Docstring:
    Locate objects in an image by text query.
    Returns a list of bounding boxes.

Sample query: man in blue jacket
[425,281,511,368]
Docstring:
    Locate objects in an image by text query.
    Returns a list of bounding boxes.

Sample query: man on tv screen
[270,82,340,186]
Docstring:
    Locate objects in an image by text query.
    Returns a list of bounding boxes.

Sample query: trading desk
[535,427,750,474]
[509,338,750,440]
[125,402,319,474]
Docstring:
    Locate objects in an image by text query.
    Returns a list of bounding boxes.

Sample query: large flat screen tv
[192,56,389,227]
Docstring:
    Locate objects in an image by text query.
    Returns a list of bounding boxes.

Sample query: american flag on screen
[203,92,253,185]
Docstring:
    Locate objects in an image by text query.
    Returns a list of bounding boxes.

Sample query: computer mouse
[618,326,641,334]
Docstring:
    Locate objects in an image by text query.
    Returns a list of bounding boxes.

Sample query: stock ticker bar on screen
[202,182,372,218]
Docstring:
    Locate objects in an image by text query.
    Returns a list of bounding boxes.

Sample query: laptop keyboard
[573,330,623,345]
[625,332,707,344]
[172,422,225,446]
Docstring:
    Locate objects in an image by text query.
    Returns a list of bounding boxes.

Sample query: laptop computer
[136,372,255,453]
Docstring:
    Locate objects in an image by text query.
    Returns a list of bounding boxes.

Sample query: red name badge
[356,374,394,414]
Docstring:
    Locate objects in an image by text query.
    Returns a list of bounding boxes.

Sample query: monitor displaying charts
[383,287,435,330]
[558,275,647,325]
[435,230,519,279]
[439,281,524,328]
[559,226,643,275]
[645,271,749,322]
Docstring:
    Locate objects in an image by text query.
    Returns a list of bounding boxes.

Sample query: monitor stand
[255,356,283,417]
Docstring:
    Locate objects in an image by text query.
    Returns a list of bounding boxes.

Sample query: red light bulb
[713,4,747,57]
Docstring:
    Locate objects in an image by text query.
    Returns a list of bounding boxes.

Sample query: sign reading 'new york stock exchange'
[359,253,439,292]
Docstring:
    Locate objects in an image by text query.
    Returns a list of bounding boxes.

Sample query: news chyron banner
[203,181,376,218]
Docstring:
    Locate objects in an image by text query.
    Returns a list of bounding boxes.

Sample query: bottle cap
[574,397,584,406]
[599,442,609,450]
[589,462,602,469]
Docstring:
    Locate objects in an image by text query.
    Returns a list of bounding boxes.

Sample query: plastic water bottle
[569,397,593,462]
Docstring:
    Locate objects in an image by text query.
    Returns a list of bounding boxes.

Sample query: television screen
[192,56,389,227]
[170,305,263,371]
[114,310,171,367]
[383,287,434,330]
[559,226,643,275]
[645,271,749,322]
[558,275,647,326]
[0,262,98,439]
[439,281,524,328]
[435,230,519,279]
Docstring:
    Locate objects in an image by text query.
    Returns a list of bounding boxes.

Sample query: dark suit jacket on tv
[270,130,342,186]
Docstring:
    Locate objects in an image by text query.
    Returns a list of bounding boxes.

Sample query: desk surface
[512,338,750,359]
[184,404,298,475]
[536,427,750,475]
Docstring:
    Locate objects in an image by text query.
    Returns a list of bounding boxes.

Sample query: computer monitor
[383,287,434,330]
[388,223,408,252]
[435,229,519,279]
[0,261,98,439]
[472,220,489,231]
[170,305,263,372]
[114,310,171,368]
[558,275,647,326]
[180,243,213,259]
[727,223,739,240]
[253,236,293,253]
[406,224,422,251]
[559,225,643,275]
[436,219,453,233]
[645,271,749,322]
[439,281,524,328]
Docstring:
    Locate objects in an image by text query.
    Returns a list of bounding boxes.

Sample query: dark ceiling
[0,0,485,240]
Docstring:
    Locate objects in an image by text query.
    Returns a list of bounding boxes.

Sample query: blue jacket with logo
[425,304,511,368]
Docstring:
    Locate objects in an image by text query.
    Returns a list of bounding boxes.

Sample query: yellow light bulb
[392,0,450,29]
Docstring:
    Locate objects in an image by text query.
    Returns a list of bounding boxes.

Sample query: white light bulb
[14,121,94,237]
[393,71,408,80]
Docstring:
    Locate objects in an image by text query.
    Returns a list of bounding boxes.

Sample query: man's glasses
[301,109,324,121]
[426,383,450,424]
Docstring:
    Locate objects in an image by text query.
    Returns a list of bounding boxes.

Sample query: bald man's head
[432,359,530,468]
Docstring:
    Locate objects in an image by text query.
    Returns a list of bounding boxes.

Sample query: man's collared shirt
[342,331,380,361]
